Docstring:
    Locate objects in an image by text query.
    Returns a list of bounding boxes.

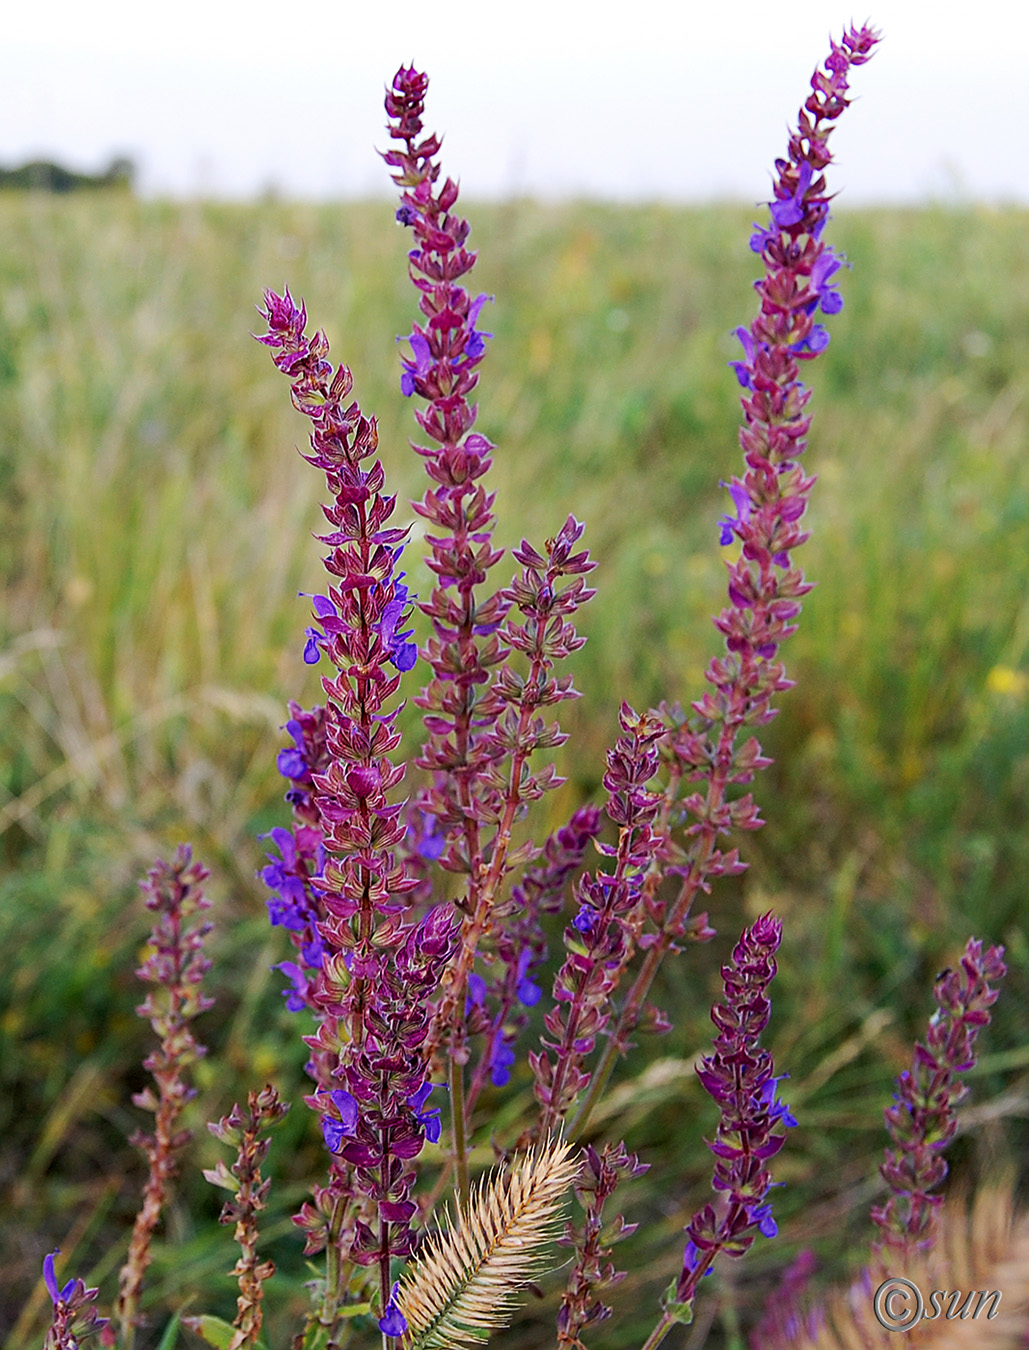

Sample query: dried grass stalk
[395,1136,580,1349]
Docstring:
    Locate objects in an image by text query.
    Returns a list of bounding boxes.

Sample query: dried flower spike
[202,1086,290,1350]
[116,844,213,1350]
[557,1140,650,1347]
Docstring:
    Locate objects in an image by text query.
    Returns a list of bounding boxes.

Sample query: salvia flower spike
[871,937,1007,1264]
[641,914,793,1348]
[383,65,598,1209]
[198,1086,290,1350]
[561,19,882,1145]
[257,289,453,1326]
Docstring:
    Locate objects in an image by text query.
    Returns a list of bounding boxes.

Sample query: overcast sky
[3,0,1026,203]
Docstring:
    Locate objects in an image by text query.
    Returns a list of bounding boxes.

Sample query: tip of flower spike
[42,1250,76,1305]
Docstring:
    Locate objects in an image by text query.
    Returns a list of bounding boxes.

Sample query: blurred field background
[1,194,1028,1348]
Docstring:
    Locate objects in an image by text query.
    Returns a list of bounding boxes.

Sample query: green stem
[639,1312,676,1350]
[450,1051,470,1206]
[321,1193,345,1321]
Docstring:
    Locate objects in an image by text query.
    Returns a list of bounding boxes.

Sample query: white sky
[2,0,1026,203]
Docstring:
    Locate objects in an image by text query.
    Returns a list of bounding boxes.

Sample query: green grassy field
[2,194,1028,1348]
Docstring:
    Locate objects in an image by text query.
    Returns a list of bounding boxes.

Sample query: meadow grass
[1,194,1028,1347]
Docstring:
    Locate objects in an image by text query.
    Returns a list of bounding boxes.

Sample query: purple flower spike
[676,914,791,1303]
[383,66,600,1086]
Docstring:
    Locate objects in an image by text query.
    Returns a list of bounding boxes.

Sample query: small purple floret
[379,1282,408,1337]
[408,1081,443,1144]
[399,329,433,397]
[718,479,752,545]
[491,1040,517,1087]
[572,903,598,934]
[321,1088,359,1152]
[43,1250,76,1305]
[770,160,814,228]
[274,960,309,1012]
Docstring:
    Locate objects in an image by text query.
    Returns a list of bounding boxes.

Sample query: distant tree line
[0,156,135,192]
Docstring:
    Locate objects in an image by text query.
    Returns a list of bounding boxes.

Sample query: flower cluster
[532,705,667,1132]
[871,938,1007,1263]
[466,804,602,1102]
[21,27,1025,1350]
[669,21,883,848]
[384,64,510,890]
[305,904,459,1272]
[256,285,418,1005]
[674,914,795,1309]
[382,66,600,1217]
[427,516,598,1072]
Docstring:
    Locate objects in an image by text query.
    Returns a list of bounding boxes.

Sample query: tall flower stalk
[257,291,448,1337]
[561,22,882,1143]
[383,65,595,1203]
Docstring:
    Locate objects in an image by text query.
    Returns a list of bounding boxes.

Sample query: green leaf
[662,1281,694,1325]
[155,1312,184,1350]
[202,1160,240,1193]
[184,1315,237,1349]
